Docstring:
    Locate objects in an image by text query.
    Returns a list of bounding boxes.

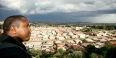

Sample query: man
[0,15,32,58]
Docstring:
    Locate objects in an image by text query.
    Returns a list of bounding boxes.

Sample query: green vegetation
[81,28,92,32]
[28,44,115,58]
[28,50,42,58]
[90,25,116,30]
[0,24,3,29]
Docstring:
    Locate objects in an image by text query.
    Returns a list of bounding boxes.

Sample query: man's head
[3,15,31,41]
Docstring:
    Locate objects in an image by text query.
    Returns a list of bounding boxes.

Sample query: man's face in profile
[16,18,31,41]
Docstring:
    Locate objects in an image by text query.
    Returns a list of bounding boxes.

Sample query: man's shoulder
[0,43,32,58]
[0,46,25,53]
[0,47,26,58]
[0,42,26,52]
[0,42,25,53]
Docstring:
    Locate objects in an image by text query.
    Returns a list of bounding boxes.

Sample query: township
[23,23,116,53]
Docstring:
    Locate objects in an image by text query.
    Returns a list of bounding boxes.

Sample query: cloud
[0,0,116,23]
[92,14,116,23]
[1,0,116,14]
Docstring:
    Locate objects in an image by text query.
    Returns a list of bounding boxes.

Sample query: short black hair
[3,15,26,33]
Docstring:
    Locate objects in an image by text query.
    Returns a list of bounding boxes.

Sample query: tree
[28,49,42,58]
[90,53,99,58]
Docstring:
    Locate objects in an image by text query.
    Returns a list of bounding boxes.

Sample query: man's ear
[10,26,17,34]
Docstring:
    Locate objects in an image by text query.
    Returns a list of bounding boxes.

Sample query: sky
[0,0,116,23]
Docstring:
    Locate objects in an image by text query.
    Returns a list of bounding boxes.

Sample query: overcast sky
[0,0,116,23]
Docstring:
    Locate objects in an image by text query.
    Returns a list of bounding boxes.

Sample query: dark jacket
[0,34,32,58]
